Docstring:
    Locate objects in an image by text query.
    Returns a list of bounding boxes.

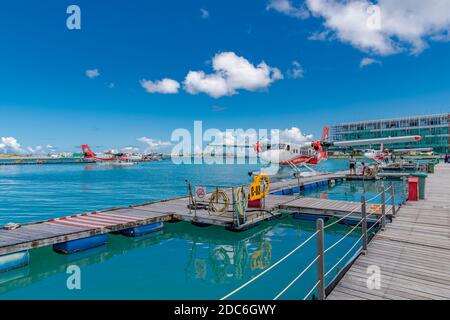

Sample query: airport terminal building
[330,113,450,154]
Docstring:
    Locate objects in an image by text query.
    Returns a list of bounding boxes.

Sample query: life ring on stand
[250,174,271,201]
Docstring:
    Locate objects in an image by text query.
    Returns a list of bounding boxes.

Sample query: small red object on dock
[408,177,419,201]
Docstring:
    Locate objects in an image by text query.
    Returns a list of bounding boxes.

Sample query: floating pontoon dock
[327,164,450,300]
[0,171,367,256]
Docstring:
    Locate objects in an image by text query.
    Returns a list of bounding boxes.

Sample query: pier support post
[402,176,407,205]
[381,187,386,231]
[316,219,325,300]
[390,181,396,217]
[361,196,368,254]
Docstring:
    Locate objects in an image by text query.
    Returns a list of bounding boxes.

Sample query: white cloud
[0,137,22,153]
[140,78,180,94]
[287,60,304,78]
[360,57,381,68]
[200,8,210,19]
[86,69,100,78]
[308,30,332,41]
[0,137,56,155]
[266,0,310,19]
[271,127,313,144]
[184,51,283,98]
[304,0,450,56]
[137,137,171,152]
[26,145,56,155]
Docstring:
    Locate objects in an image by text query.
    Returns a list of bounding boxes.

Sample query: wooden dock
[278,197,393,221]
[327,163,450,300]
[0,171,357,256]
[0,208,173,255]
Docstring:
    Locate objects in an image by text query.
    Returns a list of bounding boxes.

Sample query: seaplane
[81,144,136,166]
[210,127,422,178]
[358,146,433,163]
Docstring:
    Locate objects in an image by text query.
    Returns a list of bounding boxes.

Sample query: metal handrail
[220,183,395,300]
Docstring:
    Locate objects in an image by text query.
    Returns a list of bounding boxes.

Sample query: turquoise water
[0,159,395,299]
[0,159,348,225]
[301,179,406,205]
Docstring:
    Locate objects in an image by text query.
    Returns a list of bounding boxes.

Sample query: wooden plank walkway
[327,163,450,300]
[278,197,392,220]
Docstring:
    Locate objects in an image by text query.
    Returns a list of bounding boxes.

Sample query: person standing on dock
[349,155,356,175]
[360,162,368,176]
[445,154,449,163]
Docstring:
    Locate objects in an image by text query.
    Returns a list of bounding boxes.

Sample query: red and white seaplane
[361,146,433,162]
[81,144,136,166]
[212,127,422,177]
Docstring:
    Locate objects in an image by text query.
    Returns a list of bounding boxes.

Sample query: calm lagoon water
[0,159,402,299]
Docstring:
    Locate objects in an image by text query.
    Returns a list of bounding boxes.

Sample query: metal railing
[186,181,251,226]
[221,182,397,300]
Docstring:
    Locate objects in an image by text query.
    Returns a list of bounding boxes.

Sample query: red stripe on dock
[91,213,141,222]
[67,217,113,226]
[78,214,137,224]
[48,220,99,229]
[100,212,148,220]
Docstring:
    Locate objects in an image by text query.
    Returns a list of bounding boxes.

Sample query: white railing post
[381,186,386,231]
[316,219,325,300]
[390,181,396,217]
[361,195,368,254]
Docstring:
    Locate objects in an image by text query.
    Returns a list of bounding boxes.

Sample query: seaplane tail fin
[81,144,95,158]
[319,126,329,160]
[321,126,329,143]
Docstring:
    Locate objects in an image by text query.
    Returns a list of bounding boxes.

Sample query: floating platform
[277,197,393,222]
[378,172,411,179]
[0,170,382,260]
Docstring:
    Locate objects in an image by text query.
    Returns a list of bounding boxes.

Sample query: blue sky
[1,0,450,153]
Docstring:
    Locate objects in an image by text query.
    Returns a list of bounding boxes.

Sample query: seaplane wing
[331,135,421,147]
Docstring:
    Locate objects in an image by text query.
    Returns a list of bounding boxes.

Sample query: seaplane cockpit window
[286,145,290,151]
[271,144,287,150]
